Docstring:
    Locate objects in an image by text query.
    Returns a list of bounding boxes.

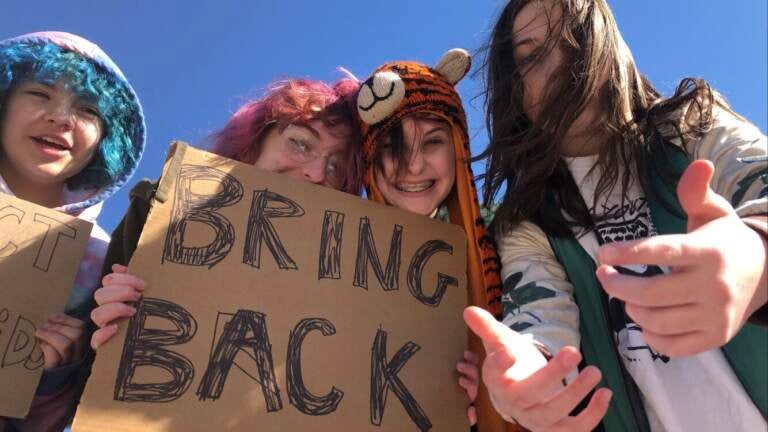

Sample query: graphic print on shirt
[591,196,670,363]
[501,271,551,332]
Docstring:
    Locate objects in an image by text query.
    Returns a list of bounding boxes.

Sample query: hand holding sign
[456,350,480,425]
[90,264,145,349]
[0,192,92,418]
[37,314,85,368]
[597,160,768,358]
[463,306,611,432]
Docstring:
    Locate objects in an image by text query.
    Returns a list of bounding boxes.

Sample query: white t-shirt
[566,155,765,432]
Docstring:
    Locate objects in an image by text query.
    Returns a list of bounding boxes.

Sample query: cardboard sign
[0,192,92,418]
[74,142,471,431]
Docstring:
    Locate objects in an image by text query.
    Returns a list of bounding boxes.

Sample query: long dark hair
[477,0,716,237]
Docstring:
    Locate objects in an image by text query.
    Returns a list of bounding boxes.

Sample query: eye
[289,138,310,153]
[424,138,446,148]
[377,135,394,152]
[25,89,50,99]
[77,104,101,119]
[326,161,338,175]
[517,47,543,70]
[325,160,345,187]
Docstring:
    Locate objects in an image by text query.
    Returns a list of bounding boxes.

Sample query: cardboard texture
[74,142,471,431]
[0,192,92,418]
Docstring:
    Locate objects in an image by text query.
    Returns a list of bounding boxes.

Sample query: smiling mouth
[32,136,70,151]
[396,181,435,193]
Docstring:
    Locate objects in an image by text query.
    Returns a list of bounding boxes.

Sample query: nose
[405,148,425,174]
[302,157,327,185]
[45,104,75,130]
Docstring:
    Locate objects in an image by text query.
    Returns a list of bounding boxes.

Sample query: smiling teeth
[35,137,67,150]
[396,181,433,193]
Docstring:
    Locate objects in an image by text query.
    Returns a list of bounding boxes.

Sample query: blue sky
[3,0,766,232]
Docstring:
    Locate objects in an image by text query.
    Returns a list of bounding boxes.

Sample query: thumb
[463,306,513,353]
[677,159,734,232]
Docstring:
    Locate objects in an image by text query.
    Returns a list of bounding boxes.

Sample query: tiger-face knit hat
[357,48,502,320]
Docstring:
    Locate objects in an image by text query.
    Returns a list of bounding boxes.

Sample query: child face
[374,117,456,216]
[254,120,351,190]
[512,1,602,144]
[0,80,103,188]
[512,1,565,123]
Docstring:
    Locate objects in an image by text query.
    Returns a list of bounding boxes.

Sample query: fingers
[94,284,143,306]
[36,328,75,366]
[597,265,694,307]
[526,366,602,427]
[557,388,612,432]
[464,306,514,353]
[39,341,62,369]
[641,329,705,358]
[111,263,129,273]
[90,279,138,349]
[467,405,477,426]
[457,359,480,400]
[464,349,480,365]
[101,271,146,291]
[91,324,119,350]
[484,346,610,431]
[36,314,86,368]
[41,320,83,342]
[508,346,580,408]
[481,343,517,391]
[48,313,85,330]
[457,361,480,385]
[624,302,703,335]
[90,302,137,328]
[598,234,698,269]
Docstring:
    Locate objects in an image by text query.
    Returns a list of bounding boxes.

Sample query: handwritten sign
[74,142,471,431]
[0,192,92,418]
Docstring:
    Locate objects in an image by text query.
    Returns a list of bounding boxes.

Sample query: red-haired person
[89,78,363,348]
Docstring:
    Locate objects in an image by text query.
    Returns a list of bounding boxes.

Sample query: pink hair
[208,78,362,194]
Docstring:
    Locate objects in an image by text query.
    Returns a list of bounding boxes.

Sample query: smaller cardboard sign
[0,192,93,418]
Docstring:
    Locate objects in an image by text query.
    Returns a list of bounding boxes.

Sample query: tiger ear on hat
[434,48,471,85]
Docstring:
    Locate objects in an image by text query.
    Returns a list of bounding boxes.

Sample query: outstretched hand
[598,160,768,357]
[463,306,611,431]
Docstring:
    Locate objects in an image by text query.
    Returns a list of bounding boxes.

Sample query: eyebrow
[293,124,321,140]
[23,82,54,90]
[422,123,451,136]
[513,37,538,51]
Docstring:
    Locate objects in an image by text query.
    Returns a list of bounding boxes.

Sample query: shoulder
[657,90,763,149]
